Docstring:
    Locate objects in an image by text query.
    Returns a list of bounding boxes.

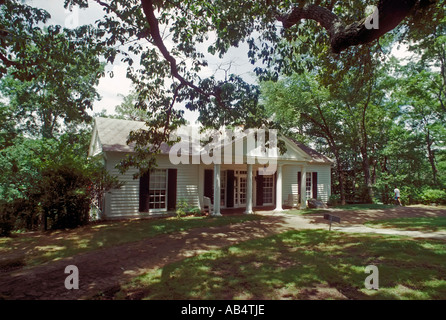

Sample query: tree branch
[278,0,419,53]
[0,51,19,67]
[140,0,232,113]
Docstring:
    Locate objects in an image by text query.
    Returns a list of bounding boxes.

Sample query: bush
[10,198,41,231]
[328,194,340,206]
[0,198,41,236]
[39,164,91,230]
[176,199,204,218]
[176,199,189,218]
[421,189,446,205]
[0,204,14,237]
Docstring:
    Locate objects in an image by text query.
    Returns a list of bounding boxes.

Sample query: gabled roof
[89,117,172,156]
[89,117,333,164]
[287,138,334,164]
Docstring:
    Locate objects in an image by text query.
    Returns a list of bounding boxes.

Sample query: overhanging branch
[140,0,231,112]
[278,0,420,53]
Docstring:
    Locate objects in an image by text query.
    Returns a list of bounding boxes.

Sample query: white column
[213,164,222,216]
[300,165,307,209]
[245,164,253,214]
[275,164,283,211]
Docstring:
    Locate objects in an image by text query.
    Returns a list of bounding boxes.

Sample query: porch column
[275,164,283,211]
[300,165,307,209]
[213,163,222,216]
[245,164,253,214]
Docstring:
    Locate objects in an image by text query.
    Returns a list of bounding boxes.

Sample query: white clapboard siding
[105,153,140,217]
[282,165,299,202]
[176,164,200,207]
[103,153,200,218]
[307,164,331,202]
[282,164,331,204]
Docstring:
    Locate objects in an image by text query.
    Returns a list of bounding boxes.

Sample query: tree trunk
[381,156,390,204]
[278,0,419,54]
[426,129,438,185]
[337,163,346,205]
[360,147,374,203]
[333,149,346,205]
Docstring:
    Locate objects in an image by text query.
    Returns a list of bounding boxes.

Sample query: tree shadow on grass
[118,229,446,300]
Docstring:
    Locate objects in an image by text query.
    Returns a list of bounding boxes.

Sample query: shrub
[189,207,204,216]
[175,199,189,218]
[0,198,41,236]
[0,204,14,237]
[39,164,91,230]
[421,189,446,205]
[176,200,204,218]
[328,194,340,206]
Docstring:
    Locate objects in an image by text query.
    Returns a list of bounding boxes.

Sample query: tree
[0,25,104,139]
[392,62,446,186]
[0,131,123,231]
[114,91,152,121]
[55,0,442,175]
[0,0,50,79]
[261,71,349,205]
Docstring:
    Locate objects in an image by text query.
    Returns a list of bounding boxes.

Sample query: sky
[25,0,411,124]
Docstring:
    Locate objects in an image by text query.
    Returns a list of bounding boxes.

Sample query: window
[220,170,226,207]
[149,169,167,209]
[239,176,247,205]
[306,173,312,199]
[263,175,274,204]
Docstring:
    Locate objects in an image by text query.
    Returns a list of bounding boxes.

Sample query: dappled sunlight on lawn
[115,229,446,300]
[0,215,262,270]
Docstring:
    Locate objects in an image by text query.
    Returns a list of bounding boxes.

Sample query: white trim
[275,165,283,211]
[245,164,253,214]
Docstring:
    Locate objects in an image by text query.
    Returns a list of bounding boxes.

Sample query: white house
[89,117,333,219]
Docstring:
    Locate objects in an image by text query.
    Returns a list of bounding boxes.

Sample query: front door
[234,170,247,207]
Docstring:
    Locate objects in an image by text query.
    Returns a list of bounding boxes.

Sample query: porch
[205,162,309,216]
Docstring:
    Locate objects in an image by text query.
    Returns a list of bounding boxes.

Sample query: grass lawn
[0,214,261,270]
[113,229,446,300]
[287,203,395,215]
[366,217,446,232]
[333,203,396,210]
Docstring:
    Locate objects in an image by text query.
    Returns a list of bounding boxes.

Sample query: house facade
[89,117,333,219]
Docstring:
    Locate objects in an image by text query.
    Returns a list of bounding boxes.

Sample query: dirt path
[1,206,445,300]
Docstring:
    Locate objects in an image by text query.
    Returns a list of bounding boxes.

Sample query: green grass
[0,215,261,269]
[113,229,446,300]
[334,204,395,210]
[366,217,446,232]
[286,203,395,215]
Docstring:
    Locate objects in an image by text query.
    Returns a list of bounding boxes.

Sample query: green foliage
[0,133,123,233]
[0,197,41,236]
[39,163,91,230]
[113,91,152,121]
[327,194,341,206]
[421,189,446,205]
[59,0,440,176]
[176,199,203,219]
[175,199,189,219]
[0,30,104,138]
[0,201,14,237]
